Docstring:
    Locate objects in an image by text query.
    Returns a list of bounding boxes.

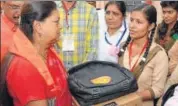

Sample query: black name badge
[103,102,118,106]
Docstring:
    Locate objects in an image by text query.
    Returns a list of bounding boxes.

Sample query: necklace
[129,40,148,72]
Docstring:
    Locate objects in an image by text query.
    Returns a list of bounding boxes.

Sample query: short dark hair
[158,1,178,39]
[105,1,126,17]
[160,1,178,11]
[20,1,57,41]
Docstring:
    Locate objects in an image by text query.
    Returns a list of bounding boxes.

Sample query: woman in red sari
[0,1,72,106]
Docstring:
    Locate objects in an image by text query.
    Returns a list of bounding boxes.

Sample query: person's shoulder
[151,42,165,51]
[7,55,40,80]
[9,55,36,68]
[6,55,48,106]
[151,42,168,58]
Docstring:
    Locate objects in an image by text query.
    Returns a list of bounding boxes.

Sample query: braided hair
[158,1,178,40]
[118,36,131,57]
[140,24,157,65]
[118,3,157,65]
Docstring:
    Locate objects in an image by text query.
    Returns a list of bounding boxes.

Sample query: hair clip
[120,48,124,52]
[141,57,146,62]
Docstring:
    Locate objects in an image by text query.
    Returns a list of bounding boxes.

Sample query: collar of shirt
[56,1,89,11]
[57,1,77,9]
[1,14,17,32]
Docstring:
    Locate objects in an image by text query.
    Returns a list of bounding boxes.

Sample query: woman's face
[129,11,151,39]
[105,4,124,30]
[162,7,178,25]
[40,9,60,47]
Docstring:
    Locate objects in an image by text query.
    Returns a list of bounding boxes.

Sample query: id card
[108,45,120,56]
[62,34,75,51]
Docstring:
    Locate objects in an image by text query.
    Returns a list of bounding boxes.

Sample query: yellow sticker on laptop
[91,76,111,85]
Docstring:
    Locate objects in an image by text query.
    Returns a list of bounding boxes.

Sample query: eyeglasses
[6,3,22,11]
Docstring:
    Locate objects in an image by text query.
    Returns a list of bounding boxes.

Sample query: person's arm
[72,96,80,106]
[137,50,169,101]
[136,90,153,101]
[166,64,178,90]
[26,100,48,106]
[168,41,178,74]
[84,6,99,62]
[7,57,49,106]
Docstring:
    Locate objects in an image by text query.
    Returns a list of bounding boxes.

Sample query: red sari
[47,49,72,106]
[6,29,72,106]
[1,14,18,62]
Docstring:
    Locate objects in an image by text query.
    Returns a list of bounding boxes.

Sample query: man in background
[55,1,99,70]
[1,1,24,61]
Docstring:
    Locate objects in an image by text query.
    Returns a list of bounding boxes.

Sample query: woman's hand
[136,90,153,101]
[26,100,48,106]
[72,96,80,106]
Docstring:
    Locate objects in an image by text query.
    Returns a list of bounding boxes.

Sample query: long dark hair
[20,1,57,41]
[158,1,178,40]
[0,1,57,106]
[105,1,126,17]
[118,3,157,65]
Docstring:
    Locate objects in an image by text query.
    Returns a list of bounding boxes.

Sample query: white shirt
[165,85,178,106]
[97,20,129,63]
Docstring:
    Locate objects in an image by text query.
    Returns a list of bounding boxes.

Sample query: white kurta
[97,20,129,63]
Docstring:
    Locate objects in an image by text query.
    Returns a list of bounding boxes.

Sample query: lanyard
[129,40,148,72]
[105,20,127,46]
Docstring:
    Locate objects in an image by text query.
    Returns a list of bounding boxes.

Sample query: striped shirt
[55,1,99,70]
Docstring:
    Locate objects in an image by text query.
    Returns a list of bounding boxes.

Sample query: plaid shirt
[55,1,99,70]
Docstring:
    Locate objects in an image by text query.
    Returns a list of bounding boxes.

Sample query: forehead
[6,1,24,6]
[106,4,120,11]
[47,9,59,19]
[130,11,147,20]
[162,7,176,11]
